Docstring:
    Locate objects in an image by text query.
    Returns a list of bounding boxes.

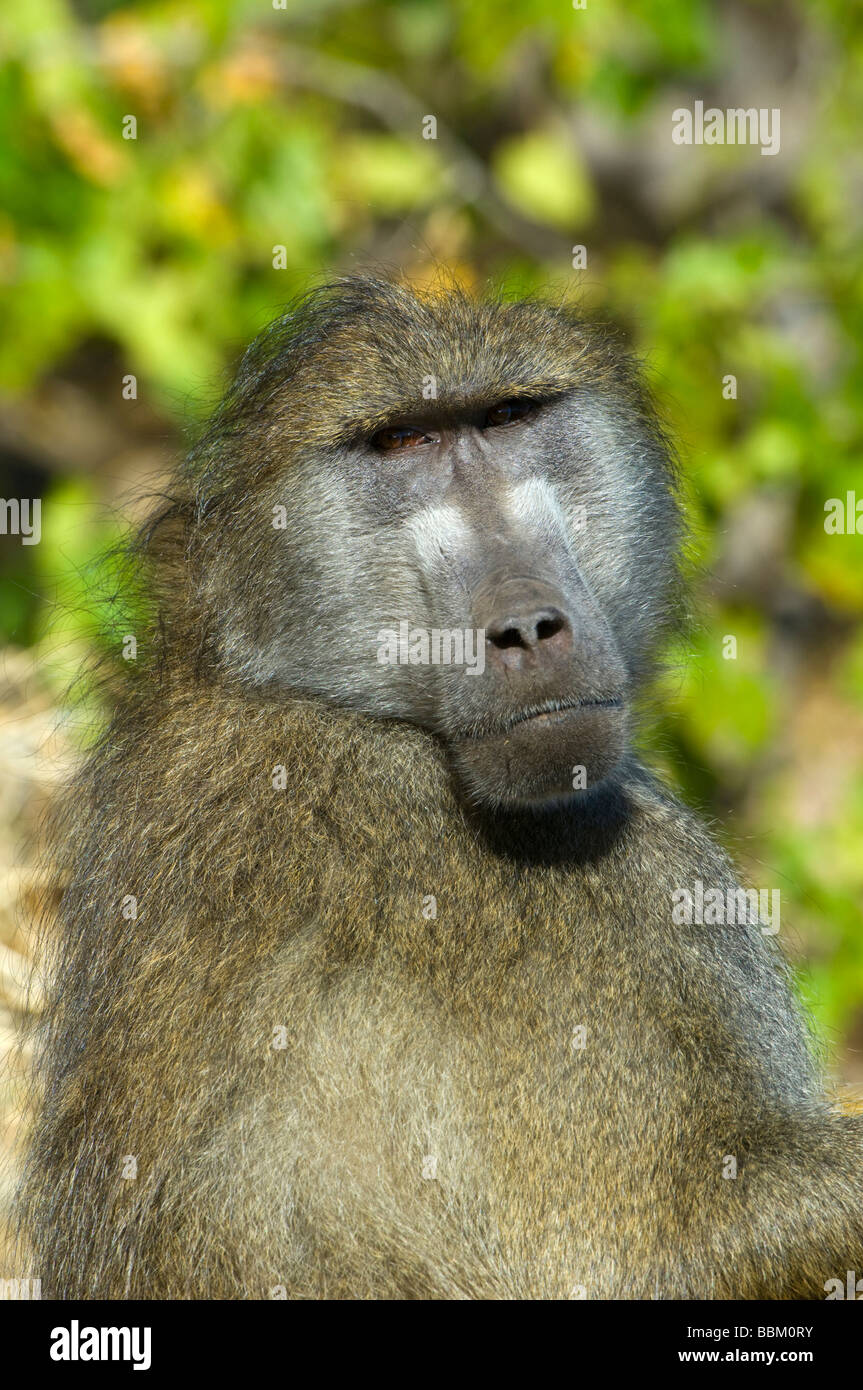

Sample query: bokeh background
[1,0,862,1092]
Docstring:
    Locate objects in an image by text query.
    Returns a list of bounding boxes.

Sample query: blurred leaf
[493,128,595,231]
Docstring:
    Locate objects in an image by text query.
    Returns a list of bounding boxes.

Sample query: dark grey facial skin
[213,387,677,810]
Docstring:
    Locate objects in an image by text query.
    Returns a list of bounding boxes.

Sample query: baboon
[14,276,863,1299]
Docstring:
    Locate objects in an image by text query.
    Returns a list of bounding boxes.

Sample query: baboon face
[193,281,680,808]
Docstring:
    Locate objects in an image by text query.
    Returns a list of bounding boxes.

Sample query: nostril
[536,612,567,643]
[489,626,527,651]
[486,607,571,655]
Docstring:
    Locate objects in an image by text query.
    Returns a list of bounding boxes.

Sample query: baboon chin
[449,698,629,809]
[16,275,863,1301]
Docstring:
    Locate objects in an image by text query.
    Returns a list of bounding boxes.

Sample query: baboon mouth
[448,693,629,807]
[449,694,625,744]
[505,694,624,731]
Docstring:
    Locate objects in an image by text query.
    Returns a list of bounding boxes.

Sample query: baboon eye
[371,426,431,452]
[484,399,533,428]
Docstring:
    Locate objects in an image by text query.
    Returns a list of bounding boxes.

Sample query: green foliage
[493,128,595,231]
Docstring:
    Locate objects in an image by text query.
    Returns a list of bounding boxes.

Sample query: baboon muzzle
[448,572,629,807]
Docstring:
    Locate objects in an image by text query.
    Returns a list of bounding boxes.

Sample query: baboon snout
[477,580,574,675]
[451,571,628,806]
